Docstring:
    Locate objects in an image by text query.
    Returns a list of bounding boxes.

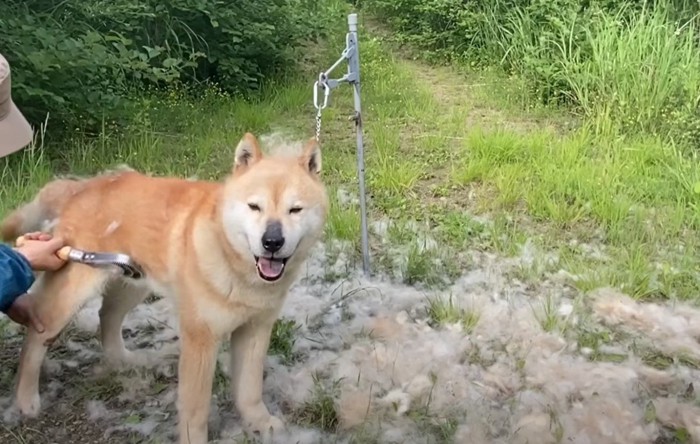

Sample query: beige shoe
[0,52,33,158]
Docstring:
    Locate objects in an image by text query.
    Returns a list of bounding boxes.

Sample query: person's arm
[0,244,35,313]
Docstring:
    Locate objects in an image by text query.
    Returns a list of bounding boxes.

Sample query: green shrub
[0,0,340,133]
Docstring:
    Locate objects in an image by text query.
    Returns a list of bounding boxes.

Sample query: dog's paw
[103,348,137,367]
[15,393,41,418]
[249,414,286,443]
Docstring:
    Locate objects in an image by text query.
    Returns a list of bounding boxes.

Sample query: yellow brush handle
[56,246,72,261]
[15,235,72,261]
[15,235,28,247]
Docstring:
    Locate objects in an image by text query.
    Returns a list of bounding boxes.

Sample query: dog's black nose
[262,221,285,253]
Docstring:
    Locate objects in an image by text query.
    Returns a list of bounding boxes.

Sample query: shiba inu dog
[1,133,329,443]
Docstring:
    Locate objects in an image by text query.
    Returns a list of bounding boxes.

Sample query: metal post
[313,12,371,278]
[346,14,370,278]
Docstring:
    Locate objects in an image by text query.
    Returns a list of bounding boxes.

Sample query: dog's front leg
[229,312,285,441]
[177,324,218,444]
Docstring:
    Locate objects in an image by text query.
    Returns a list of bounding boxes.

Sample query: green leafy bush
[1,0,339,132]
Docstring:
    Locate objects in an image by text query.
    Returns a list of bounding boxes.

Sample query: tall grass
[574,5,700,141]
[538,2,700,141]
[364,0,700,145]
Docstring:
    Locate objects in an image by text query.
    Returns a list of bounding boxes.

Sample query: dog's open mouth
[255,256,289,282]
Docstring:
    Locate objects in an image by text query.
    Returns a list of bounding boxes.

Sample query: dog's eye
[289,207,303,214]
[248,203,261,211]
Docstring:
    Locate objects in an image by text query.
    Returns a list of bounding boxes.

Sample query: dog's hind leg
[99,280,150,366]
[14,265,109,417]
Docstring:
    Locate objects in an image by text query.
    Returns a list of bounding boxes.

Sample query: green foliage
[1,0,340,133]
[362,0,700,145]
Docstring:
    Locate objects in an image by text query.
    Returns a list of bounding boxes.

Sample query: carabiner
[313,76,330,110]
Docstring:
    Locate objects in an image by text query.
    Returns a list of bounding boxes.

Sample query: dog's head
[221,133,329,284]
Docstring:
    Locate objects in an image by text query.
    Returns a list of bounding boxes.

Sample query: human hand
[14,232,67,271]
[6,293,45,333]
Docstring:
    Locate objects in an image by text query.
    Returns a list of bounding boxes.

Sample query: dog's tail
[0,178,89,243]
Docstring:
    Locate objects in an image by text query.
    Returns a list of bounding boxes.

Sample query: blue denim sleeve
[0,244,35,313]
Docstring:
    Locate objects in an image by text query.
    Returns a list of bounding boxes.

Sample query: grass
[426,294,480,333]
[293,372,342,432]
[269,318,301,365]
[452,124,700,243]
[576,324,628,363]
[531,294,564,333]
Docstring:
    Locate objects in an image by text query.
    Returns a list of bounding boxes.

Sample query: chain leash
[315,108,322,142]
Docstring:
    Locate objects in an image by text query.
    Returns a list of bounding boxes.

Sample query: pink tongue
[257,257,284,278]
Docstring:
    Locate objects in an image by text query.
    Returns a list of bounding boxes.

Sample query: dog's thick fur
[1,133,328,443]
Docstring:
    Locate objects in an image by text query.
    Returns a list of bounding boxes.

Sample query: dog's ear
[233,133,263,174]
[299,137,322,176]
